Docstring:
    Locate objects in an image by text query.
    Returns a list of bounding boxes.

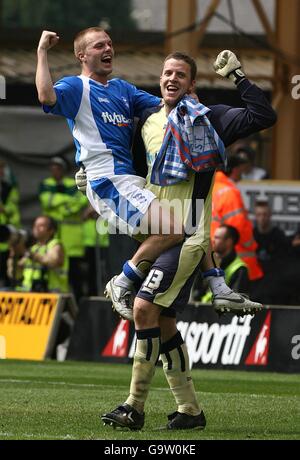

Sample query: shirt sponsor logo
[101,111,132,127]
[98,97,110,103]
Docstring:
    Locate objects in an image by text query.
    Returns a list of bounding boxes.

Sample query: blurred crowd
[2,145,300,307]
[0,156,114,301]
[193,146,300,306]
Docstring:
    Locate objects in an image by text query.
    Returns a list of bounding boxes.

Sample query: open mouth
[101,56,112,64]
[166,85,179,95]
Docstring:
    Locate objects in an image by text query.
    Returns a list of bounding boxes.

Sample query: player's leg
[101,297,161,430]
[86,175,184,318]
[105,200,184,320]
[114,197,184,281]
[105,198,185,319]
[117,242,205,429]
[201,242,263,315]
[112,236,206,431]
[159,314,206,430]
[101,242,202,430]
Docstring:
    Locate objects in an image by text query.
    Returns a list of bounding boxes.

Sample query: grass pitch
[0,359,299,440]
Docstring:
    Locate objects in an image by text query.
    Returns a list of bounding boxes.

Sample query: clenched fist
[38,30,60,52]
[213,50,245,84]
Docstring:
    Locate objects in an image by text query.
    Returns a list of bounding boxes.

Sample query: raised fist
[213,50,245,83]
[38,30,60,51]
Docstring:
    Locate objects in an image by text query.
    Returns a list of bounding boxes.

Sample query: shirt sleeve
[132,118,148,178]
[208,79,277,147]
[43,76,83,119]
[128,83,161,118]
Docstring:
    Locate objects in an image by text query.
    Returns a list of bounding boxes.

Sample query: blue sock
[115,260,146,289]
[202,268,225,278]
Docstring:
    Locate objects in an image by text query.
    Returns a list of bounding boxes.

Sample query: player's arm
[132,118,148,178]
[210,50,277,145]
[36,30,59,106]
[132,106,161,178]
[127,82,161,117]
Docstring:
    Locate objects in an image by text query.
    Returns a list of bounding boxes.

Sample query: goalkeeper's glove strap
[228,68,246,85]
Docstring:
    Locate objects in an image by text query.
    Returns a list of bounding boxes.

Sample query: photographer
[7,215,69,293]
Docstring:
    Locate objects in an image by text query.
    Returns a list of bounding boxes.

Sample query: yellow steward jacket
[39,177,87,257]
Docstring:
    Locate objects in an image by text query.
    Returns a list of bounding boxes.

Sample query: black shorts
[136,238,206,314]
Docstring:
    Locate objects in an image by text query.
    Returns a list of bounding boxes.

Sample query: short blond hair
[74,27,108,59]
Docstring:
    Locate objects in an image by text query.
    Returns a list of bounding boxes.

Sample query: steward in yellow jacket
[39,157,87,258]
[8,215,68,293]
[0,160,21,287]
[39,157,87,299]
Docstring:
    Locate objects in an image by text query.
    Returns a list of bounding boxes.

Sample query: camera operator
[7,215,69,293]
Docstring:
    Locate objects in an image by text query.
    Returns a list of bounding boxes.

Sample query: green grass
[0,359,299,440]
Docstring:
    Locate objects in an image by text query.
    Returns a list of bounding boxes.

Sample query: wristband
[228,68,246,85]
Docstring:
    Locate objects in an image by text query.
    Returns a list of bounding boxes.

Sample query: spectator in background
[201,225,250,303]
[211,154,263,283]
[288,226,300,302]
[253,200,289,273]
[235,146,269,180]
[0,160,21,288]
[39,156,87,300]
[252,201,291,304]
[7,215,69,293]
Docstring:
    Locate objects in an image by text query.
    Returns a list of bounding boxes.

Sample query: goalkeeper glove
[75,166,87,193]
[213,50,245,84]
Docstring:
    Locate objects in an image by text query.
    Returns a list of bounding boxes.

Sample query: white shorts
[86,175,156,236]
